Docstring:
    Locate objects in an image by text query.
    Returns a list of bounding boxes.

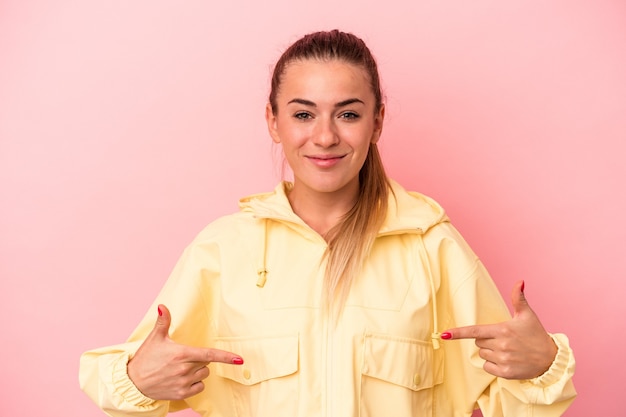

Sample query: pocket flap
[362,333,443,391]
[212,334,299,386]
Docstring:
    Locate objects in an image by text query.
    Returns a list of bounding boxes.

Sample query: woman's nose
[313,119,339,147]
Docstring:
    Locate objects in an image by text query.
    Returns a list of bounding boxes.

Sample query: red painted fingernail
[521,281,525,293]
[232,357,244,365]
[158,306,163,316]
[441,332,452,340]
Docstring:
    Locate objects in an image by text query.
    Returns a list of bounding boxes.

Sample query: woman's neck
[287,182,358,239]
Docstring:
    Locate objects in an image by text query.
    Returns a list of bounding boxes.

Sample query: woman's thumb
[511,280,531,317]
[152,304,172,338]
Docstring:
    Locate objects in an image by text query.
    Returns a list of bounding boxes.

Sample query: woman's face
[266,59,384,201]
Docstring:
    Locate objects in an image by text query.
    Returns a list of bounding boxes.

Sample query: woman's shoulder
[186,183,290,246]
[190,210,260,245]
[386,179,478,255]
[384,179,449,233]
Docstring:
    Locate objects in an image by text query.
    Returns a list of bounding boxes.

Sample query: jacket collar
[239,179,448,236]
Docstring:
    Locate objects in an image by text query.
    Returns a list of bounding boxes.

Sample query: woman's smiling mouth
[306,154,346,168]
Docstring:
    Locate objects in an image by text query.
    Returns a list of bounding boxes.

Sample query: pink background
[1,1,624,416]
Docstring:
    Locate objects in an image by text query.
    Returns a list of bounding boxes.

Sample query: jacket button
[413,373,421,387]
[243,369,251,380]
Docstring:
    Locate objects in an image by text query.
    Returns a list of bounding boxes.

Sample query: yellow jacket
[80,181,576,416]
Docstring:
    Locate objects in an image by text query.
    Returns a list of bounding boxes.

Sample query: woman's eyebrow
[286,98,365,107]
[287,98,316,106]
[335,98,364,107]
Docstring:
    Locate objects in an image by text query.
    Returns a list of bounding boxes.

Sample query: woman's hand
[441,280,557,380]
[127,304,244,401]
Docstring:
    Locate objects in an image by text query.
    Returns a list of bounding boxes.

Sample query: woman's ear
[371,103,385,144]
[265,103,281,144]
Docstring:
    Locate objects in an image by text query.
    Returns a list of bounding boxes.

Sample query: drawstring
[418,234,441,350]
[256,218,268,288]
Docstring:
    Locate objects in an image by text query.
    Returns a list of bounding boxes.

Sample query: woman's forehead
[276,60,373,102]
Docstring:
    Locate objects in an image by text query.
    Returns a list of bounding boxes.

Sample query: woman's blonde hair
[269,30,390,312]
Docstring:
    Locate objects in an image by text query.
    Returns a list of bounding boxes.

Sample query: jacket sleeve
[79,239,222,417]
[432,224,577,416]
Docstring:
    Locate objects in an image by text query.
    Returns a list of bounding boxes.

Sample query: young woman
[80,30,576,416]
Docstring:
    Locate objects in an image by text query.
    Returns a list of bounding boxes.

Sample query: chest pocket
[360,333,444,417]
[212,334,299,417]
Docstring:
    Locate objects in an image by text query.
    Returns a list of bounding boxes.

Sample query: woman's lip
[306,155,345,168]
[308,154,345,159]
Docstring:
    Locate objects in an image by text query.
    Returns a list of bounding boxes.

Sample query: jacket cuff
[528,333,573,387]
[112,352,157,407]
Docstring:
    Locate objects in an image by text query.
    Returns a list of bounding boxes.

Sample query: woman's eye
[340,112,359,120]
[294,112,312,120]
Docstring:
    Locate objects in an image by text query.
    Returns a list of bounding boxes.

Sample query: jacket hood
[239,179,449,236]
[381,179,449,235]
